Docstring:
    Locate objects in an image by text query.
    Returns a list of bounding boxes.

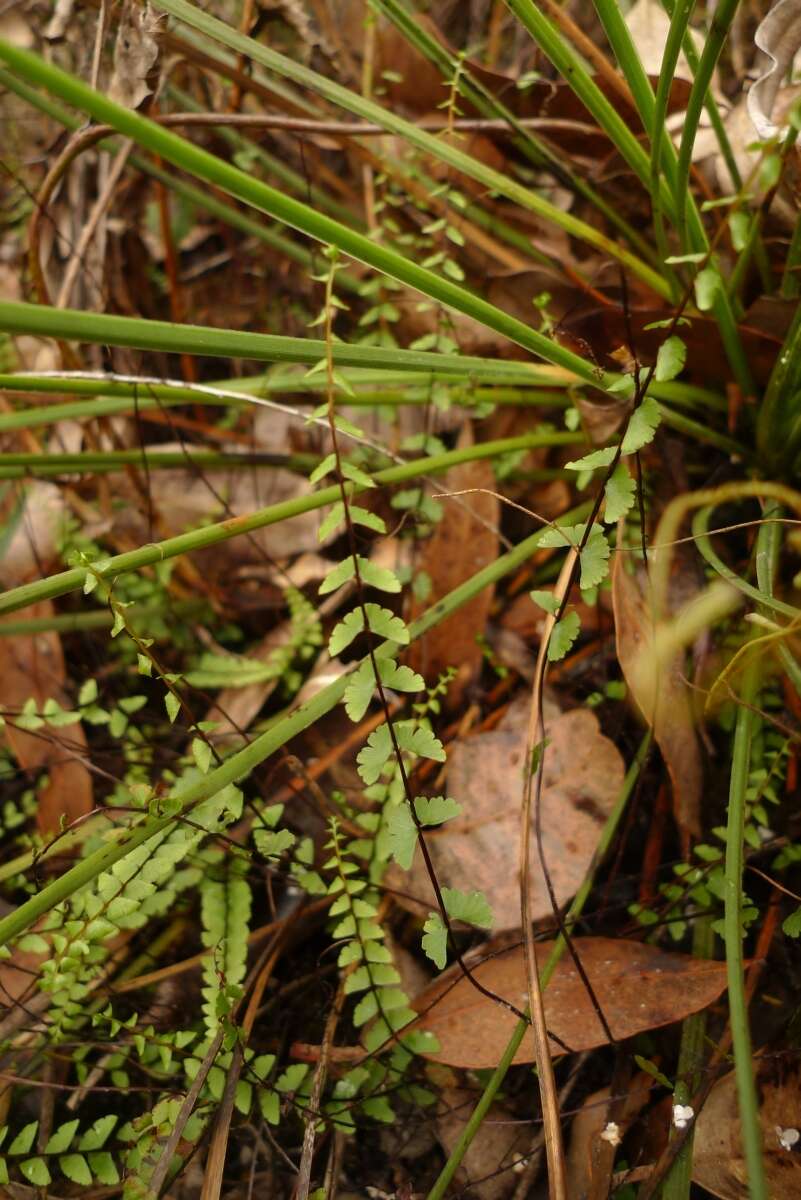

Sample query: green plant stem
[675,0,738,247]
[427,731,652,1200]
[0,67,351,293]
[661,0,741,192]
[692,506,801,622]
[0,601,204,636]
[0,46,638,381]
[146,0,669,297]
[659,0,772,295]
[657,406,748,458]
[0,299,590,384]
[781,210,801,297]
[663,915,714,1200]
[0,502,590,949]
[650,0,694,283]
[592,0,656,135]
[591,0,680,280]
[372,0,658,266]
[0,431,581,618]
[758,292,801,474]
[0,449,320,478]
[0,369,726,415]
[503,0,665,200]
[724,651,768,1200]
[0,375,738,457]
[166,83,359,229]
[0,372,572,428]
[502,0,754,398]
[754,499,801,703]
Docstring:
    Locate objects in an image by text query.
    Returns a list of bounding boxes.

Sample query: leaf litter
[4,1,801,1195]
[386,695,624,931]
[410,937,729,1069]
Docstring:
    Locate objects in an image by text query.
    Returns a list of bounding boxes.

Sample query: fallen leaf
[566,1076,651,1200]
[749,0,801,139]
[0,939,48,1010]
[118,454,319,581]
[562,304,787,388]
[0,8,34,47]
[411,937,728,1068]
[436,1086,530,1200]
[0,602,93,836]
[108,1,161,110]
[625,0,705,80]
[612,558,702,838]
[407,423,499,709]
[693,1061,801,1199]
[388,698,624,931]
[695,86,801,228]
[0,482,66,590]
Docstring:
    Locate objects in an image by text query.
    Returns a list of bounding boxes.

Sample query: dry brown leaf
[0,602,92,835]
[0,482,66,590]
[693,1062,801,1199]
[0,940,48,1010]
[407,423,499,708]
[625,0,704,80]
[694,86,801,227]
[108,1,161,110]
[436,1086,530,1200]
[411,937,728,1069]
[388,698,624,931]
[566,1076,651,1200]
[749,0,801,139]
[612,558,702,838]
[119,460,319,581]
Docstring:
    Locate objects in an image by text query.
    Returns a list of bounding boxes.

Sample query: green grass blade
[373,0,658,265]
[675,0,739,246]
[757,295,801,473]
[504,0,667,203]
[147,0,669,296]
[0,67,344,290]
[0,431,581,618]
[0,299,595,385]
[502,0,753,396]
[0,41,628,384]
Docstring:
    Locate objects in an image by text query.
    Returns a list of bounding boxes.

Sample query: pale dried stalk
[56,139,133,310]
[519,548,577,1200]
[296,978,346,1199]
[536,0,632,107]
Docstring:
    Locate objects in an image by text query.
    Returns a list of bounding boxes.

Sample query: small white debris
[673,1104,694,1130]
[600,1121,621,1147]
[777,1126,800,1151]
